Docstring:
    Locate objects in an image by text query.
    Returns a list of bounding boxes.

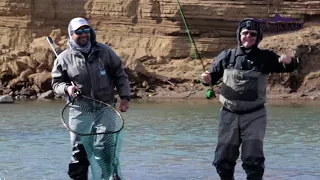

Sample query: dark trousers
[213,107,267,180]
[68,143,90,180]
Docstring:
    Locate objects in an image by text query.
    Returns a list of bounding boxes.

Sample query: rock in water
[0,95,14,103]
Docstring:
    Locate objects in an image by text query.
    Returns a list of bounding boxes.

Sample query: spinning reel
[205,88,216,99]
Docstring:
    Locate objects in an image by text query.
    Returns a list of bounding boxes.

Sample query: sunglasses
[74,28,91,35]
[241,31,257,37]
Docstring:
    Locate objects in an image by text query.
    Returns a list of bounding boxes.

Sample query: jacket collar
[235,46,259,56]
[69,42,101,56]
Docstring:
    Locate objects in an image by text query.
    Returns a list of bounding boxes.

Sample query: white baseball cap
[69,17,90,31]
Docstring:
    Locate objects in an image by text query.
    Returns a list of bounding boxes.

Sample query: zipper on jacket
[86,49,101,99]
[76,53,94,98]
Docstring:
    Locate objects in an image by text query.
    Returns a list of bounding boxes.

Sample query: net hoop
[60,95,124,136]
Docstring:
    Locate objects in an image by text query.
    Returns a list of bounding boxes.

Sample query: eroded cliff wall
[0,0,319,99]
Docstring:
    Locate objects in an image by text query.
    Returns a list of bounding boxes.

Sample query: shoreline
[143,90,320,101]
[5,94,320,108]
[4,89,319,105]
[129,91,320,106]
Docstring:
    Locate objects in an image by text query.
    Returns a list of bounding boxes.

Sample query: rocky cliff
[0,0,319,100]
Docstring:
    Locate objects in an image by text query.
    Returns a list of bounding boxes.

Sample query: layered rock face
[0,0,319,99]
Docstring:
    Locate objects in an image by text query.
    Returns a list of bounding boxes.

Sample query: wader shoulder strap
[227,49,236,69]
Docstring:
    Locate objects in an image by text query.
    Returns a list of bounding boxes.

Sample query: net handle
[61,95,124,136]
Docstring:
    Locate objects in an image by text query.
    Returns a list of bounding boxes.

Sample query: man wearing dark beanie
[201,18,299,180]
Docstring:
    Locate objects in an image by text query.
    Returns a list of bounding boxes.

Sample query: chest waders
[213,50,267,180]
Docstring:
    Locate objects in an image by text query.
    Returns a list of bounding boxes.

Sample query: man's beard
[76,36,90,47]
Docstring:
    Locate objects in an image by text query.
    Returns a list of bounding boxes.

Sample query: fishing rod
[176,0,204,71]
[46,36,74,101]
[176,0,215,99]
[46,37,58,57]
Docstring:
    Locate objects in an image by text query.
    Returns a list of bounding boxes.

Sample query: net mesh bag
[62,96,124,180]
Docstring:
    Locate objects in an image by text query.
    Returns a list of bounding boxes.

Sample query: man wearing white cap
[51,17,130,180]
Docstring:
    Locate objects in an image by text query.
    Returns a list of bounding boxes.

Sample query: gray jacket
[51,37,130,104]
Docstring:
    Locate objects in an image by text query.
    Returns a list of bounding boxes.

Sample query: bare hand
[119,99,129,112]
[67,82,80,97]
[279,50,294,64]
[201,71,211,84]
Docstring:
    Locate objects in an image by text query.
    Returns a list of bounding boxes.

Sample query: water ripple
[1,100,319,179]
